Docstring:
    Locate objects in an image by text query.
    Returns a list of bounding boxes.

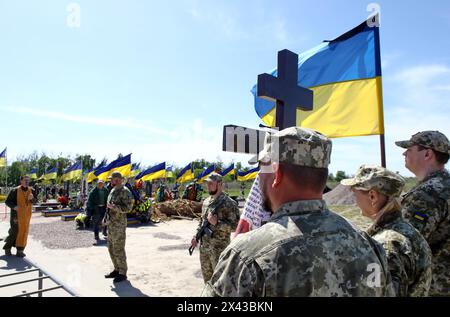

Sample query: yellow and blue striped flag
[95,154,132,181]
[136,162,166,182]
[28,168,38,180]
[166,165,174,178]
[197,165,215,184]
[61,162,82,182]
[237,167,259,182]
[43,167,58,181]
[130,163,141,178]
[253,16,383,138]
[177,163,195,183]
[221,164,235,178]
[0,148,6,167]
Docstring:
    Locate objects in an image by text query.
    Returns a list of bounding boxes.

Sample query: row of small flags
[1,148,259,183]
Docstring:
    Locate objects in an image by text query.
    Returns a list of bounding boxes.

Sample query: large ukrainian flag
[0,148,6,167]
[221,163,235,178]
[197,165,215,184]
[253,17,383,138]
[237,167,259,182]
[95,154,132,181]
[177,163,195,183]
[61,162,82,182]
[135,162,166,182]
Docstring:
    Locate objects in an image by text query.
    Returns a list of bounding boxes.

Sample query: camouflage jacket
[202,200,395,297]
[367,199,432,297]
[107,185,133,223]
[401,169,450,295]
[199,192,240,247]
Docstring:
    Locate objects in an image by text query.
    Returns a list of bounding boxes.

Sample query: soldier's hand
[207,213,218,226]
[28,193,34,201]
[191,236,198,248]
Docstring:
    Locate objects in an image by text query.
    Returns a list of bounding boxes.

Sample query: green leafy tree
[335,171,348,182]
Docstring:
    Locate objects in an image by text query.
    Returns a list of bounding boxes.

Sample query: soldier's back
[207,200,393,297]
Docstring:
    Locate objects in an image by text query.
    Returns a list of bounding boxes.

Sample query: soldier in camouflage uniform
[342,165,432,296]
[202,127,395,297]
[191,173,240,283]
[104,172,133,283]
[395,131,450,296]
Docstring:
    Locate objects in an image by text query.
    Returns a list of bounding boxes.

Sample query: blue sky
[1,0,449,176]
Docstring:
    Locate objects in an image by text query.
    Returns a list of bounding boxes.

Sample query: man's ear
[272,162,282,188]
[424,149,434,162]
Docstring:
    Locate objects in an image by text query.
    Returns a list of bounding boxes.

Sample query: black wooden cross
[257,49,313,129]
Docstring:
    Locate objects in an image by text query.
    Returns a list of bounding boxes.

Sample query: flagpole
[374,19,387,168]
[5,148,8,193]
[379,134,386,168]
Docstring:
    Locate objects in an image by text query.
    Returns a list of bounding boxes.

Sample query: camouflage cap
[250,127,332,168]
[341,165,405,197]
[205,172,223,183]
[395,131,450,154]
[110,171,123,179]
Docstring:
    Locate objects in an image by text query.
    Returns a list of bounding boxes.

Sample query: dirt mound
[154,199,202,220]
[323,184,356,206]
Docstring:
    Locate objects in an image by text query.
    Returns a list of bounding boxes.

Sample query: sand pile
[323,184,356,206]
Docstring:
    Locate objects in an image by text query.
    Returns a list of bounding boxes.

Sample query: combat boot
[105,270,119,278]
[16,250,26,258]
[113,274,127,283]
[4,249,12,256]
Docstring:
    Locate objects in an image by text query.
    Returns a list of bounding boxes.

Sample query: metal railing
[0,258,78,297]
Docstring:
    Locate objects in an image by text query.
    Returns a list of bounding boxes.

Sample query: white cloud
[1,106,174,137]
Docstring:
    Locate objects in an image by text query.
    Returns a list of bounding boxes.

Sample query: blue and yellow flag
[85,162,106,183]
[43,167,58,181]
[130,163,141,178]
[135,162,166,182]
[28,168,38,180]
[166,165,174,178]
[0,148,6,167]
[253,17,383,138]
[237,167,259,182]
[95,154,132,181]
[197,165,215,184]
[221,164,235,178]
[61,162,82,182]
[177,163,195,183]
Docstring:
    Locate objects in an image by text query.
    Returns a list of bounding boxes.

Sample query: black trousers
[3,209,24,251]
[92,206,107,239]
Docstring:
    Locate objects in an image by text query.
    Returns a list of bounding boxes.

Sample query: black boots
[113,274,127,283]
[104,270,119,279]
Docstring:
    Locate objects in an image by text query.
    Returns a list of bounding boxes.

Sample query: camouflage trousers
[107,219,127,276]
[199,241,229,283]
[430,243,450,296]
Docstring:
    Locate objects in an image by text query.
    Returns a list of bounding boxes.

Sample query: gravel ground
[29,220,98,249]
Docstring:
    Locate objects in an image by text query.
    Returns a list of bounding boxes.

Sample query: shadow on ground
[110,280,150,297]
[0,255,33,272]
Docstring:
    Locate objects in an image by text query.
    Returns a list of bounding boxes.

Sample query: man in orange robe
[3,175,35,257]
